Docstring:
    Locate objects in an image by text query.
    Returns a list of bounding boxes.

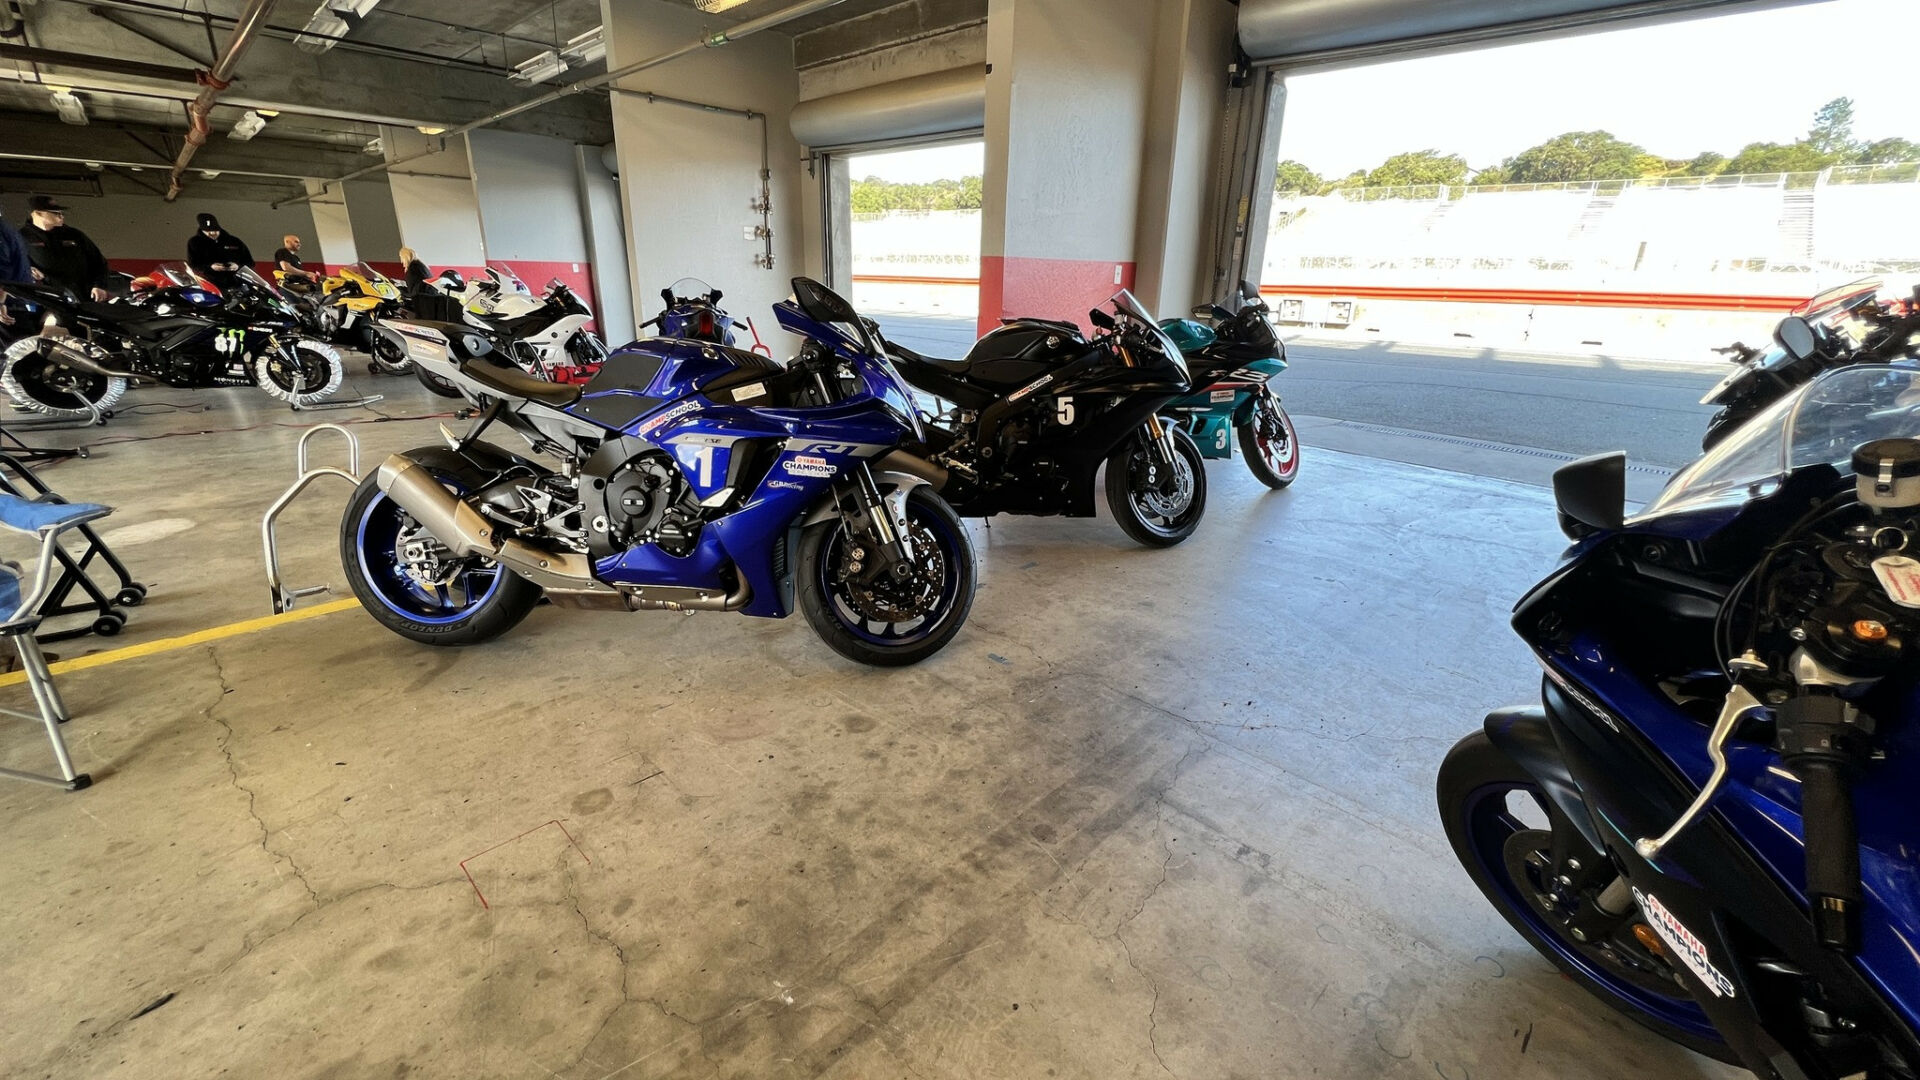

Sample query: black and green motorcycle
[1157,282,1300,489]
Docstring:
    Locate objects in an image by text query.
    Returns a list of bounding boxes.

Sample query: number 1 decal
[688,444,715,487]
[1055,397,1076,426]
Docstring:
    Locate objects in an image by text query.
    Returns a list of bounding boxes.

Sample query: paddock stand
[261,424,361,614]
[0,450,146,642]
[0,400,110,465]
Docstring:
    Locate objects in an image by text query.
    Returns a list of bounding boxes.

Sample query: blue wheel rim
[1462,780,1722,1044]
[817,499,964,648]
[355,478,505,625]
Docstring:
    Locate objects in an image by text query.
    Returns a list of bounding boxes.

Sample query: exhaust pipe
[374,455,611,593]
[7,336,140,380]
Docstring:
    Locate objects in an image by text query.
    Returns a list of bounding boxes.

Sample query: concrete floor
[0,371,1740,1079]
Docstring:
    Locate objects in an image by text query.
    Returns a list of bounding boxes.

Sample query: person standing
[273,234,321,291]
[398,246,432,299]
[19,195,110,302]
[186,213,254,292]
[0,206,29,327]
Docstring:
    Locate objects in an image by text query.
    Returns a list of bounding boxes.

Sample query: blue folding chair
[0,493,112,791]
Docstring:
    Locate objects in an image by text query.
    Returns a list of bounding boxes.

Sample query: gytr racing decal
[638,399,701,436]
[783,454,837,479]
[1007,373,1054,403]
[1633,888,1736,998]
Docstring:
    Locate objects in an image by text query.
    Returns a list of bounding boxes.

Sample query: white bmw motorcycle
[386,275,608,398]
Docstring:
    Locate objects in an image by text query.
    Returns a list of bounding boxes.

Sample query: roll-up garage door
[790,65,986,152]
[1238,0,1813,65]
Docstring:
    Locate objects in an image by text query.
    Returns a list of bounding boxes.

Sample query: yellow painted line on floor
[0,597,363,689]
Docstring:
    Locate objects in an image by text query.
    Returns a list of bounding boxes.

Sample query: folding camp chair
[0,493,112,791]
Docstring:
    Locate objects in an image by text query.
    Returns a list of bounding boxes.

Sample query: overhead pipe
[273,0,851,208]
[165,0,277,201]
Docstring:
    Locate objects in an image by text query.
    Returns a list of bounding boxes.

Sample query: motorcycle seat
[457,359,582,407]
[886,339,970,375]
[478,310,553,338]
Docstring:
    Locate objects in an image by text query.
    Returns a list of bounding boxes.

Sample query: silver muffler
[374,455,611,593]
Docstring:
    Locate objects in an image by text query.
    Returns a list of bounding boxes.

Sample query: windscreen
[235,265,290,299]
[668,277,716,302]
[1638,365,1920,520]
[344,261,384,282]
[152,262,202,288]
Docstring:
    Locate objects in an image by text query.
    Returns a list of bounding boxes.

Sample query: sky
[1280,0,1914,177]
[847,0,1911,185]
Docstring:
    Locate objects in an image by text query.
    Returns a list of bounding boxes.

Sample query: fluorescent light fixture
[694,0,753,10]
[363,137,384,155]
[200,170,222,179]
[415,125,446,136]
[256,109,280,118]
[84,161,102,171]
[295,8,348,52]
[560,26,605,65]
[48,89,87,125]
[509,50,568,85]
[228,110,268,141]
[327,0,380,15]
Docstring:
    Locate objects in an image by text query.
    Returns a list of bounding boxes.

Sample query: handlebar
[1775,693,1867,953]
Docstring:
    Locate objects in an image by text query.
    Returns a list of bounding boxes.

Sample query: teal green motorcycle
[1157,283,1300,489]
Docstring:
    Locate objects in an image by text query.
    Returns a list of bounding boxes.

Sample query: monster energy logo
[213,329,247,356]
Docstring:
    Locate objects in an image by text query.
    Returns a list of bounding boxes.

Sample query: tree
[1274,159,1323,194]
[1496,130,1651,184]
[1683,151,1728,177]
[1855,137,1920,165]
[1364,149,1468,188]
[848,175,985,214]
[1809,96,1857,157]
[1725,141,1834,175]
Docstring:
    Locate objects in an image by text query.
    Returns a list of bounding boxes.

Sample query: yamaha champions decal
[1633,889,1735,998]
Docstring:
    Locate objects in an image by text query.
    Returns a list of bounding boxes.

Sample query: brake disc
[839,520,945,622]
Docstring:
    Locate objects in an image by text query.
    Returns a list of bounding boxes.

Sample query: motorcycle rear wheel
[414,365,465,398]
[368,332,413,375]
[797,486,975,666]
[1,337,128,420]
[340,466,541,645]
[1239,393,1301,489]
[1437,731,1736,1065]
[1105,426,1207,547]
[255,341,345,406]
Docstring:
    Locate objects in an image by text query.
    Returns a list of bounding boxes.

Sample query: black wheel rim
[817,500,965,649]
[14,351,107,407]
[1125,436,1202,535]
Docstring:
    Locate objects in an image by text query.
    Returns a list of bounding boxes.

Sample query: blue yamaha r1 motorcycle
[640,277,747,348]
[1439,365,1920,1075]
[342,277,975,666]
[1158,280,1300,489]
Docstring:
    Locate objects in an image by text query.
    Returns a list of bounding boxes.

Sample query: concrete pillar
[382,126,487,273]
[303,179,357,270]
[978,0,1235,333]
[576,144,638,344]
[826,156,853,291]
[601,0,805,337]
[342,177,403,272]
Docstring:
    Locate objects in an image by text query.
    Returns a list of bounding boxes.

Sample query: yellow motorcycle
[280,261,409,375]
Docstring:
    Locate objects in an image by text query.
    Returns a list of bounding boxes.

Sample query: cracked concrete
[0,378,1742,1078]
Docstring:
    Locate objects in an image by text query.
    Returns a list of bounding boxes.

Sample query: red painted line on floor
[458,818,592,911]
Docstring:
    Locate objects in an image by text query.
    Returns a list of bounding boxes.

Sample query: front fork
[838,463,917,584]
[1143,413,1181,468]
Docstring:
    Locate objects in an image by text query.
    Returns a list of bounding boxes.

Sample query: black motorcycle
[0,266,344,420]
[880,290,1207,546]
[1701,279,1920,451]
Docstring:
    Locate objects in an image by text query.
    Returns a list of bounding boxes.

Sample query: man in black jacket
[20,195,111,301]
[186,212,254,291]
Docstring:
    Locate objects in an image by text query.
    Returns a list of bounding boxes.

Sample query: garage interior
[0,1,1862,1077]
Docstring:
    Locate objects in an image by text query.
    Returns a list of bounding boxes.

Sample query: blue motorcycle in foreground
[1440,363,1920,1074]
[344,277,975,666]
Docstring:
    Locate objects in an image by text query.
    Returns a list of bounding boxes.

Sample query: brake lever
[1636,681,1765,859]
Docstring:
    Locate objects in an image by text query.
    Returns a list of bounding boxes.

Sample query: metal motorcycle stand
[0,449,146,641]
[261,423,361,614]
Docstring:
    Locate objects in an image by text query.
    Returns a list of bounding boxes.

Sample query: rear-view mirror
[1089,308,1116,331]
[791,276,859,325]
[1553,452,1626,540]
[1775,316,1818,361]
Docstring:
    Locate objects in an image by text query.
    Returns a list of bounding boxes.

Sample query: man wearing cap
[186,212,254,292]
[19,195,111,302]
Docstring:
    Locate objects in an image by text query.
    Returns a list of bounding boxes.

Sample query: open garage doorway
[843,139,984,359]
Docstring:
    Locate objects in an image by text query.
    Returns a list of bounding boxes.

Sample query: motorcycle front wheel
[1436,731,1736,1065]
[797,486,975,666]
[340,465,541,645]
[255,341,345,406]
[1,337,128,420]
[368,331,413,375]
[1239,392,1301,489]
[1105,425,1207,547]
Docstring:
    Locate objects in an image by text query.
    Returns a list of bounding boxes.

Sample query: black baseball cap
[197,213,221,231]
[28,195,68,213]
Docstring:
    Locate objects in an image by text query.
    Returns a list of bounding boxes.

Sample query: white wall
[0,192,319,269]
[304,179,357,267]
[602,0,808,335]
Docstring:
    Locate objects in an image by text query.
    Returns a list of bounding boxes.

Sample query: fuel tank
[961,318,1088,390]
[569,337,781,432]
